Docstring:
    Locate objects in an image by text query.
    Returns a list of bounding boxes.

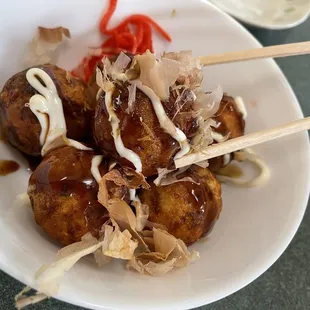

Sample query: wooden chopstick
[198,41,310,66]
[174,117,310,169]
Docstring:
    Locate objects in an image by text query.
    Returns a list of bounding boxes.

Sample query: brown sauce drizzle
[176,171,207,216]
[176,170,221,239]
[94,84,180,176]
[0,160,19,175]
[185,181,207,216]
[29,147,108,236]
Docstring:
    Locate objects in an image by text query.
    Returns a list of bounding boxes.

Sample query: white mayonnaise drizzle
[217,148,270,187]
[131,79,190,159]
[234,96,247,120]
[129,189,136,201]
[26,68,92,155]
[223,153,231,166]
[92,154,137,201]
[91,155,103,183]
[104,89,142,172]
[211,131,231,166]
[66,139,92,151]
[211,131,228,143]
[211,96,247,167]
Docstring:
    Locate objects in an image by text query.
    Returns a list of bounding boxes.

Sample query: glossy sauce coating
[28,146,108,245]
[0,64,93,156]
[209,95,245,172]
[0,160,19,175]
[93,84,198,177]
[191,166,223,237]
[139,166,222,245]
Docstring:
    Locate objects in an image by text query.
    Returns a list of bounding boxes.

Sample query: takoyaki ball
[139,166,222,245]
[28,146,109,246]
[87,70,100,108]
[87,53,135,105]
[93,83,198,177]
[164,89,200,138]
[0,64,93,156]
[215,95,245,138]
[209,95,245,172]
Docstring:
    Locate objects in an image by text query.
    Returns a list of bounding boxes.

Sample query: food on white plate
[0,0,271,308]
[93,56,199,176]
[0,64,93,156]
[8,50,266,283]
[208,95,246,172]
[139,165,222,245]
[28,146,109,246]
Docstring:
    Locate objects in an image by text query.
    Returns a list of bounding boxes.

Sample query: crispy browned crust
[28,146,108,245]
[209,95,245,172]
[93,84,198,177]
[214,94,245,138]
[139,166,222,245]
[0,64,93,156]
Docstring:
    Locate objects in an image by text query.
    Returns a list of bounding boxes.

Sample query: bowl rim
[0,1,310,309]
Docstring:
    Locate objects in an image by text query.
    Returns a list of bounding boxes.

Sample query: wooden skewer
[198,41,310,66]
[174,117,310,169]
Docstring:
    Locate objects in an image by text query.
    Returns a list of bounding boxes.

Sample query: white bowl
[210,0,310,30]
[0,0,309,309]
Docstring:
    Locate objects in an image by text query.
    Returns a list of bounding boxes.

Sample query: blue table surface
[1,15,310,310]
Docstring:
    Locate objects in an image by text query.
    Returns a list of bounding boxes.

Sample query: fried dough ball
[209,95,245,172]
[0,64,93,156]
[28,146,109,246]
[93,84,198,177]
[139,166,222,245]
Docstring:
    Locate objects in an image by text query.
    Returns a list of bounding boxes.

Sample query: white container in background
[210,0,310,29]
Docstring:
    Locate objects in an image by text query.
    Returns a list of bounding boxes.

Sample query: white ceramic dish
[210,0,310,30]
[0,0,309,309]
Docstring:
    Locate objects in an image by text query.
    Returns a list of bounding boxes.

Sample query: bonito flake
[24,26,71,67]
